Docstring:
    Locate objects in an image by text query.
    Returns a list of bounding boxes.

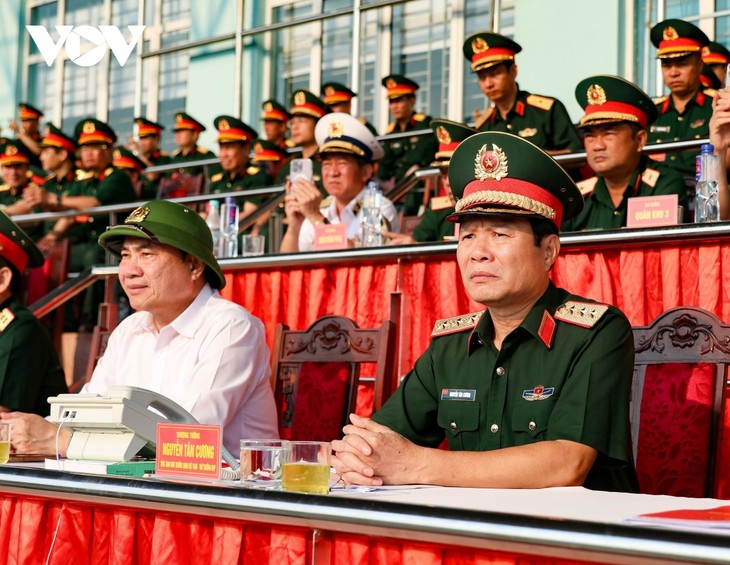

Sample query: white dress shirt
[297,188,400,252]
[84,284,278,454]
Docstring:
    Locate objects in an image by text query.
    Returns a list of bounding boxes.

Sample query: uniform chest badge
[441,388,476,401]
[690,119,706,129]
[522,385,554,401]
[518,127,537,138]
[650,125,671,133]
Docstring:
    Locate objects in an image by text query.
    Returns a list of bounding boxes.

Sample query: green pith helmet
[447,131,583,228]
[650,19,709,59]
[0,210,44,274]
[98,200,225,290]
[575,75,658,128]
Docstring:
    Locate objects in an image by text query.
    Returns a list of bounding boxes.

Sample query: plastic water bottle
[696,144,720,223]
[219,196,239,257]
[206,200,222,258]
[360,181,383,247]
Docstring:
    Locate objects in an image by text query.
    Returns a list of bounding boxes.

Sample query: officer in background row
[208,116,269,237]
[0,211,67,416]
[377,74,437,216]
[463,31,582,156]
[251,139,289,185]
[386,119,477,244]
[113,146,147,197]
[129,117,171,200]
[322,82,378,135]
[563,75,687,231]
[702,41,730,85]
[647,18,712,178]
[276,89,330,188]
[8,103,44,166]
[0,141,44,240]
[260,99,293,150]
[169,112,215,177]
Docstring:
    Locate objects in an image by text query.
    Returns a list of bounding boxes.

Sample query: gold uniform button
[490,424,499,433]
[677,116,684,121]
[670,155,677,160]
[449,421,457,431]
[613,210,621,216]
[495,366,505,376]
[506,124,513,130]
[528,421,537,431]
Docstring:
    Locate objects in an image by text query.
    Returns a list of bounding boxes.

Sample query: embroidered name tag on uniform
[441,388,476,401]
[522,385,554,401]
[650,125,670,133]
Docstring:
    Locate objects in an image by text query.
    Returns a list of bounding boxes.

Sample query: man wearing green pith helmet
[3,200,277,457]
[333,131,638,493]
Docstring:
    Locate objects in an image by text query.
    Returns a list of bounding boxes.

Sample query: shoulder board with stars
[0,184,10,193]
[197,146,210,155]
[703,88,718,98]
[103,167,115,177]
[0,308,16,333]
[210,172,224,183]
[653,95,668,106]
[159,150,169,157]
[554,301,609,329]
[641,167,660,188]
[44,172,55,182]
[285,139,297,148]
[320,196,333,209]
[172,148,181,157]
[431,311,483,337]
[75,170,94,181]
[385,121,397,135]
[475,108,495,130]
[576,176,598,196]
[412,113,427,122]
[525,94,555,111]
[247,166,261,175]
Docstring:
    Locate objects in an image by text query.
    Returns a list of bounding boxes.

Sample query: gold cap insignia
[436,126,451,144]
[83,121,96,133]
[663,26,678,41]
[254,142,263,152]
[175,114,184,123]
[113,149,121,159]
[472,36,489,54]
[386,78,397,88]
[219,119,230,130]
[44,126,50,136]
[263,102,272,112]
[294,91,306,106]
[6,145,17,156]
[702,46,710,57]
[126,206,150,224]
[329,120,344,138]
[325,86,335,96]
[474,143,508,181]
[586,84,607,106]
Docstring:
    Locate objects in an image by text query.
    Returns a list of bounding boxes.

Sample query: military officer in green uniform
[113,146,147,195]
[702,41,730,91]
[0,211,67,415]
[332,131,638,493]
[321,82,378,135]
[563,75,688,231]
[275,89,329,189]
[261,99,293,150]
[168,112,215,177]
[8,103,44,167]
[251,139,289,185]
[208,116,269,236]
[130,117,171,199]
[463,32,582,156]
[647,19,712,178]
[386,119,477,244]
[0,140,44,240]
[377,74,436,215]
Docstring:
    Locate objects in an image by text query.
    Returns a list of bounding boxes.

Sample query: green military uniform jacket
[412,204,455,242]
[140,149,172,200]
[378,113,437,182]
[373,282,638,493]
[0,180,44,240]
[647,89,712,177]
[41,169,77,235]
[209,166,268,201]
[476,90,583,152]
[0,298,67,416]
[562,157,689,231]
[66,167,137,270]
[168,146,215,176]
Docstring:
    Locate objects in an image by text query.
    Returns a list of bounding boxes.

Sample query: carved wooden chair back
[270,315,397,442]
[631,306,729,498]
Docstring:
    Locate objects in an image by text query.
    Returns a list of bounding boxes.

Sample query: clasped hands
[331,413,425,486]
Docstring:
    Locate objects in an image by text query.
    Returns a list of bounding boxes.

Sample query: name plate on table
[313,223,348,251]
[627,194,680,228]
[156,423,221,480]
